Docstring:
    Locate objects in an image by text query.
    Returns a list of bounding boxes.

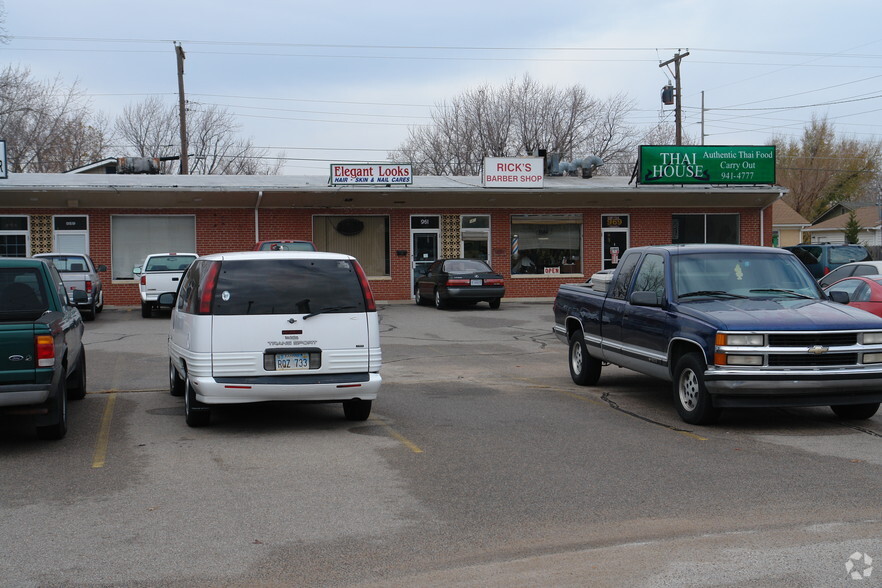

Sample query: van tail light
[36,335,55,367]
[446,278,470,286]
[352,260,376,312]
[84,280,93,294]
[198,261,221,315]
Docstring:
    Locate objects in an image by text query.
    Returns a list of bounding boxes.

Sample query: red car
[253,240,316,252]
[823,275,882,318]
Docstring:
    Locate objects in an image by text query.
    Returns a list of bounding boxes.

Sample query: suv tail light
[198,261,221,315]
[352,260,376,312]
[36,335,55,367]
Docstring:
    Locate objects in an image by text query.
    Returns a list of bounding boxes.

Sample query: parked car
[254,240,317,251]
[817,260,882,288]
[784,244,871,279]
[162,251,381,427]
[0,257,87,439]
[133,253,198,318]
[415,258,505,309]
[823,275,882,318]
[33,253,106,321]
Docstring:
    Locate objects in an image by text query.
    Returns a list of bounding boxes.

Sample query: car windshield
[146,255,197,271]
[39,256,88,272]
[673,252,822,300]
[443,260,493,273]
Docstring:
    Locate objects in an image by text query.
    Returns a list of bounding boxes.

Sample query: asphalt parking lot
[2,301,882,587]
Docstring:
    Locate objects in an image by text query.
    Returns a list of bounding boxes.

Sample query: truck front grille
[767,333,858,347]
[768,353,858,367]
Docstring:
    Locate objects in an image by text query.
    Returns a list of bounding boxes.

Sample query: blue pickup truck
[553,244,882,425]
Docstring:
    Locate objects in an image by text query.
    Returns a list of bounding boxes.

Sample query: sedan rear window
[212,259,366,316]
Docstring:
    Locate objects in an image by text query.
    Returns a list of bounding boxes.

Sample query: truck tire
[84,301,97,321]
[96,291,104,314]
[66,349,87,401]
[169,359,185,397]
[141,301,152,318]
[568,331,601,386]
[184,379,210,427]
[37,378,68,440]
[343,399,372,421]
[673,353,721,425]
[831,403,880,420]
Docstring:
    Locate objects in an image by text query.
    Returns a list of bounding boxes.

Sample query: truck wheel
[141,302,152,318]
[37,378,68,440]
[673,353,720,425]
[169,360,185,397]
[96,291,104,314]
[66,349,87,400]
[343,399,372,421]
[84,301,97,321]
[184,379,210,427]
[568,331,601,386]
[831,403,880,420]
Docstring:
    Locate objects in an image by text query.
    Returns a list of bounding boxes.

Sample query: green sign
[638,145,776,185]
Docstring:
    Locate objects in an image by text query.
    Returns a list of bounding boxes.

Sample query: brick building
[0,172,782,305]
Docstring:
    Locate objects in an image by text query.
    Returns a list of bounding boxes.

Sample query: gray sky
[4,0,882,173]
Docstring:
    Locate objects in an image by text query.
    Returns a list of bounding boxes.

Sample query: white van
[163,251,382,427]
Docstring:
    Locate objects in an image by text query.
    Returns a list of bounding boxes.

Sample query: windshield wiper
[679,290,747,299]
[303,305,357,320]
[749,288,813,299]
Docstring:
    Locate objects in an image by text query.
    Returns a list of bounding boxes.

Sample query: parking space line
[370,416,424,453]
[91,393,117,468]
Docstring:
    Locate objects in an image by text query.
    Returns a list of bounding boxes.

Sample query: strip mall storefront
[0,168,781,306]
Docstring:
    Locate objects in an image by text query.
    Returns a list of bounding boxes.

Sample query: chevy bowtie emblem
[807,345,829,355]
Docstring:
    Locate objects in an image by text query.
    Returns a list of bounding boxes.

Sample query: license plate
[470,279,483,286]
[275,353,309,371]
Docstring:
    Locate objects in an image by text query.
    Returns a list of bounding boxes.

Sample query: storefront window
[672,214,739,244]
[314,215,390,276]
[511,214,582,274]
[461,215,490,262]
[0,216,29,257]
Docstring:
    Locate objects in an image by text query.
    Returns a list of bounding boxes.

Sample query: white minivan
[163,251,382,427]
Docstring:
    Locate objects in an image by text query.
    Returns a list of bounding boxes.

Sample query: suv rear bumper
[190,372,381,404]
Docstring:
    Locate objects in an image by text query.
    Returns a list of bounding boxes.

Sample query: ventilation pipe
[552,155,604,178]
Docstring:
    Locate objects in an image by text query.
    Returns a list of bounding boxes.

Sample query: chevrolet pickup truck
[134,253,198,318]
[553,244,882,425]
[33,253,107,321]
[0,257,87,439]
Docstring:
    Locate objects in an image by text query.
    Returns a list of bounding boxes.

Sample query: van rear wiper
[303,305,357,320]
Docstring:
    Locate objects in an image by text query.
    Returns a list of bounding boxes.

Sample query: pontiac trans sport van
[163,251,382,427]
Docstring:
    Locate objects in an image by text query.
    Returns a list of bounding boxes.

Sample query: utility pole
[659,51,689,145]
[700,90,705,146]
[175,42,189,175]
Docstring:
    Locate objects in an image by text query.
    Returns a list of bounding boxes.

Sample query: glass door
[411,215,441,294]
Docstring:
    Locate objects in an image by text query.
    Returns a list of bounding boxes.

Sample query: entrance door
[411,216,440,293]
[601,215,630,270]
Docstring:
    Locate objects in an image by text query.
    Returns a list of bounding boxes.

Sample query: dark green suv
[784,244,872,279]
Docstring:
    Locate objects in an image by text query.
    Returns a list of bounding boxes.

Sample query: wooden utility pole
[175,42,189,175]
[659,51,689,145]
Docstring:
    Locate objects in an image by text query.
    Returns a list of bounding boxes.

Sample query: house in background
[803,205,882,247]
[771,200,810,247]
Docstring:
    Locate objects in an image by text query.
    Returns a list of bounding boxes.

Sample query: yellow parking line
[91,393,117,468]
[371,416,423,453]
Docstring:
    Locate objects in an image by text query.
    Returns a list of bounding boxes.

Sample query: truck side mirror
[132,267,142,275]
[630,290,662,307]
[97,264,107,272]
[828,290,850,304]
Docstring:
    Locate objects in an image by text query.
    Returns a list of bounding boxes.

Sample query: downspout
[254,191,264,243]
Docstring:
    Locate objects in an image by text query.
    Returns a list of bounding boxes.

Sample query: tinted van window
[213,259,366,316]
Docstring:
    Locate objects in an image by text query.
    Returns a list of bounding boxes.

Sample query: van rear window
[212,259,366,316]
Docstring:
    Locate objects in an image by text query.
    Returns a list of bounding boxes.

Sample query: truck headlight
[716,333,764,346]
[861,332,882,345]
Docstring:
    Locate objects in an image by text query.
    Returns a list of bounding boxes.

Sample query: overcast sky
[4,0,881,174]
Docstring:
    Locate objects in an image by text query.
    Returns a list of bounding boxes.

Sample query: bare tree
[772,116,882,219]
[390,75,637,176]
[0,66,110,172]
[115,98,282,174]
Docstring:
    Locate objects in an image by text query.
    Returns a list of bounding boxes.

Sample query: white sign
[330,163,412,186]
[482,157,544,188]
[0,140,6,179]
